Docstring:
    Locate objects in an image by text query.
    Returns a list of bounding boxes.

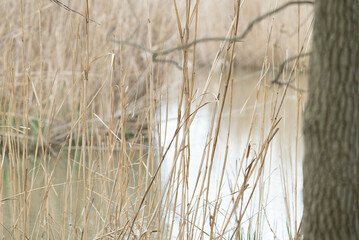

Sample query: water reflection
[160,69,306,239]
[1,148,150,239]
[0,68,306,239]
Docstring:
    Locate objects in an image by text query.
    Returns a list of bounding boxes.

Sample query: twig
[107,1,313,68]
[154,58,184,69]
[271,52,311,84]
[271,52,311,92]
[276,82,307,92]
[49,0,100,25]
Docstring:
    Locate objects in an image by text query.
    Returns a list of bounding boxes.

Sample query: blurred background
[0,0,313,239]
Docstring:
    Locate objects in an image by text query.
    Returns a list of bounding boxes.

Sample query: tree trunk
[303,0,359,239]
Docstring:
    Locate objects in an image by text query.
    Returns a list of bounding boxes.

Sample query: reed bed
[0,0,311,239]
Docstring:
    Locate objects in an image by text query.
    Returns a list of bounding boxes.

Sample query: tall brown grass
[0,0,311,239]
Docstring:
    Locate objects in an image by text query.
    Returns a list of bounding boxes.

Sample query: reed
[0,0,311,239]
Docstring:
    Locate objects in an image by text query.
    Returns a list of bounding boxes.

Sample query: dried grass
[0,0,311,239]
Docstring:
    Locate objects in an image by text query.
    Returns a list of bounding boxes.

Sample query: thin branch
[271,52,311,84]
[271,52,311,92]
[154,58,184,69]
[107,1,313,67]
[275,81,307,92]
[49,0,100,25]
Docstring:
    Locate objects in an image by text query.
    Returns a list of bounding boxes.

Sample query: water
[159,68,306,239]
[0,68,306,239]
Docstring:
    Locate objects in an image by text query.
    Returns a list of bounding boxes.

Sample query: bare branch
[49,0,100,25]
[271,52,311,90]
[107,1,313,68]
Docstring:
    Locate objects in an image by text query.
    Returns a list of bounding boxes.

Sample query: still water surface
[160,68,306,239]
[1,69,306,239]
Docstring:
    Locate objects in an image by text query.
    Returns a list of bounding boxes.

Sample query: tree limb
[107,1,313,68]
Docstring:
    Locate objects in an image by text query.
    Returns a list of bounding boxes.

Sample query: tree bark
[303,0,359,239]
